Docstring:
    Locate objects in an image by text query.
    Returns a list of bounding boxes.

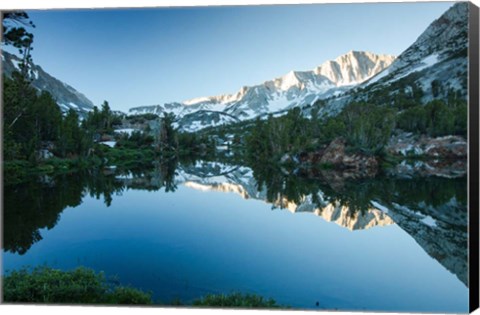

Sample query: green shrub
[107,287,153,305]
[192,292,280,308]
[3,266,152,305]
[4,267,285,308]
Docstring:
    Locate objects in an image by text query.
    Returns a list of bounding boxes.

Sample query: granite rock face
[129,51,395,131]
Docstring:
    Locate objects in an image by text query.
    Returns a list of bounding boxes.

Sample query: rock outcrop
[298,138,378,177]
[386,132,467,159]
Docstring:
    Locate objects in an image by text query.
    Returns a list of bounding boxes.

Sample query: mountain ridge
[333,2,468,108]
[129,50,396,130]
[182,50,395,105]
[130,3,468,133]
[2,51,95,115]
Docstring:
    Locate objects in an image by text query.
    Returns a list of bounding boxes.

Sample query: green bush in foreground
[192,292,281,308]
[3,266,152,305]
[3,266,282,308]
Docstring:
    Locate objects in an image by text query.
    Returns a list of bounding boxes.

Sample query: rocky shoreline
[284,133,467,179]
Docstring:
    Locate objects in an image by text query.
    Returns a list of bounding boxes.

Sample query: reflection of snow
[421,216,437,228]
[193,160,236,174]
[392,202,438,228]
[116,172,134,179]
[371,201,390,214]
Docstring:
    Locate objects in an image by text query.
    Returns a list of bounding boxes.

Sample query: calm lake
[2,160,469,312]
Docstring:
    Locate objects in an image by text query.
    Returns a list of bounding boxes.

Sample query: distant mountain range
[1,2,468,133]
[130,2,468,132]
[130,51,396,132]
[2,51,95,114]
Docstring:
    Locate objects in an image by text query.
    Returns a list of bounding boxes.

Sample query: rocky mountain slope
[367,1,468,93]
[2,51,95,114]
[130,3,468,132]
[130,51,395,131]
[319,2,468,116]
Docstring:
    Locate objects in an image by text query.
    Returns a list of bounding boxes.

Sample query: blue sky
[24,2,453,112]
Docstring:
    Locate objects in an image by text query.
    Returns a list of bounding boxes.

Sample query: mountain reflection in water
[3,159,468,290]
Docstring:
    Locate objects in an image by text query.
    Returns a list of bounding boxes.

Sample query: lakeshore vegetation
[3,266,282,307]
[1,10,468,307]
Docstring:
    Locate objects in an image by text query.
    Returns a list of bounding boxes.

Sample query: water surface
[2,161,469,312]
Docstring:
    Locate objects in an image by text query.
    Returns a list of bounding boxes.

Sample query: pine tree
[156,113,178,154]
[58,109,82,157]
[2,11,36,78]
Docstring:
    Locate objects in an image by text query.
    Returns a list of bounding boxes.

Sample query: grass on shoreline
[3,266,283,308]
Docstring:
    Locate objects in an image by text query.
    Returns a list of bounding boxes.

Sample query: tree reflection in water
[3,158,468,286]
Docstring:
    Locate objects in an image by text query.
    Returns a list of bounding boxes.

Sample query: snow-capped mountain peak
[275,70,303,90]
[130,50,396,131]
[314,50,396,86]
[183,96,212,106]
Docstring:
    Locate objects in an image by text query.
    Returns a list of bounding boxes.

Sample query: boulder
[319,137,346,165]
[423,136,467,159]
[319,137,378,174]
[342,154,378,171]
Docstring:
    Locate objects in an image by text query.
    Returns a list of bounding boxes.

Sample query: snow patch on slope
[130,51,396,131]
